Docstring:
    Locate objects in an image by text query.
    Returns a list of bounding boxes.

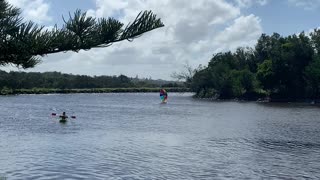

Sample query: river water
[0,93,320,179]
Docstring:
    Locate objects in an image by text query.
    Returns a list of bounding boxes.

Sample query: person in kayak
[59,112,68,121]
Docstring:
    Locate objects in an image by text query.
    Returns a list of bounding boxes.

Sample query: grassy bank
[0,87,191,95]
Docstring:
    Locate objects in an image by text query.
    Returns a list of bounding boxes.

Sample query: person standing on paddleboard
[160,89,168,103]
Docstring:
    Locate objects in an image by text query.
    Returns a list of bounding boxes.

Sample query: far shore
[0,87,191,95]
[193,96,320,105]
[1,88,319,105]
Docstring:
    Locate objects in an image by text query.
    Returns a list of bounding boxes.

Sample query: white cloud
[288,0,320,10]
[4,0,263,80]
[87,0,128,18]
[214,14,262,50]
[6,0,52,23]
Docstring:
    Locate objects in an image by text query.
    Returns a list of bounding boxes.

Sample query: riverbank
[193,91,320,105]
[0,87,191,95]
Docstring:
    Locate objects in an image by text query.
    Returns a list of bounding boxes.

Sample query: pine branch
[0,0,164,68]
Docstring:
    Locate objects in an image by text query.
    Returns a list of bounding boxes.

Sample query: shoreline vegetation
[0,87,191,95]
[189,31,320,103]
[1,86,319,105]
[0,71,189,95]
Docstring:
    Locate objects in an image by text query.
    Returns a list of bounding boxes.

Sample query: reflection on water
[0,93,320,179]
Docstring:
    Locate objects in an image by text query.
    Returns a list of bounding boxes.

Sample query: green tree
[311,29,320,54]
[230,69,255,96]
[0,0,164,68]
[304,56,320,99]
[257,59,274,91]
[255,32,314,99]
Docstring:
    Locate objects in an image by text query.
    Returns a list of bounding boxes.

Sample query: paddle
[51,113,76,119]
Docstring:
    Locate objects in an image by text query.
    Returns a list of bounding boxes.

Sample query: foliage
[171,62,203,87]
[191,30,320,101]
[191,47,261,99]
[5,87,190,95]
[0,0,164,68]
[256,59,274,90]
[304,56,320,98]
[0,70,183,92]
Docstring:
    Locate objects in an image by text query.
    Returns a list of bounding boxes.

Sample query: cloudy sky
[3,0,320,80]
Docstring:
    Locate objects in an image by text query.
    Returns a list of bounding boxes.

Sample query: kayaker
[60,112,68,121]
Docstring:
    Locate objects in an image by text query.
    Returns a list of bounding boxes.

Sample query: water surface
[0,93,320,179]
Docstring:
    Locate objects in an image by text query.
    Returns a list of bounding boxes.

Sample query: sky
[3,0,320,80]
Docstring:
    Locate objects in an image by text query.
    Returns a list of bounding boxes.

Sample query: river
[0,93,320,179]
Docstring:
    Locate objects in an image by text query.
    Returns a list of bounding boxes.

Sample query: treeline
[0,87,190,95]
[0,71,183,90]
[191,29,320,101]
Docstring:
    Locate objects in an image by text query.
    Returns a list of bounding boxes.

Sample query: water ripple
[1,93,320,179]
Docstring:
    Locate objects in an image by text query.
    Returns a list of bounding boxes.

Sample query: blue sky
[244,1,320,35]
[48,0,94,21]
[4,0,320,80]
[45,0,320,35]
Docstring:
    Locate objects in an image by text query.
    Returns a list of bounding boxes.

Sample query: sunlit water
[0,93,320,179]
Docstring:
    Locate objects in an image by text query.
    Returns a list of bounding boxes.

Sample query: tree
[256,59,274,91]
[171,62,203,87]
[310,29,320,54]
[0,0,164,68]
[254,32,314,99]
[304,56,320,99]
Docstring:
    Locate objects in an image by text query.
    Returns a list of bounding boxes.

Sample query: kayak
[59,116,67,123]
[59,115,68,123]
[59,119,67,123]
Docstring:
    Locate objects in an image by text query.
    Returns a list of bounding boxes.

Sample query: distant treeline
[0,71,185,94]
[191,30,320,101]
[0,87,190,95]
